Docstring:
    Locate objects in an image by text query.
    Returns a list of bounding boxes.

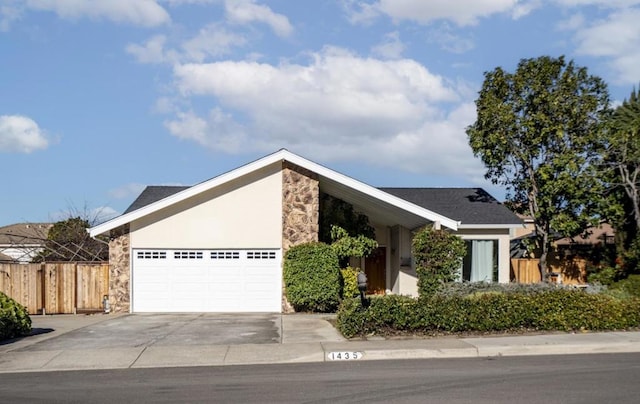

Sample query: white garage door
[132,249,281,313]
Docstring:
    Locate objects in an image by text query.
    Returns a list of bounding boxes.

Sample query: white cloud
[0,115,49,153]
[552,0,640,7]
[428,24,475,53]
[126,25,247,64]
[573,8,640,84]
[371,31,405,59]
[126,35,170,64]
[25,0,170,27]
[0,1,22,32]
[556,12,585,31]
[224,0,293,37]
[164,108,247,153]
[181,23,248,62]
[348,0,519,26]
[511,0,542,18]
[167,47,481,177]
[343,0,380,25]
[161,0,217,4]
[108,183,147,200]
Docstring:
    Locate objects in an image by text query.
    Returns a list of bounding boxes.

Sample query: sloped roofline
[89,149,459,237]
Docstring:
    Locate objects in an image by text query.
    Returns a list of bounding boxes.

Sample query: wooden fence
[0,262,109,314]
[511,257,588,285]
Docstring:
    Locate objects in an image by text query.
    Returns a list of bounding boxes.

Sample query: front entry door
[365,247,386,295]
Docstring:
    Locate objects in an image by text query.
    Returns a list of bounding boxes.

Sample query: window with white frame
[461,240,498,282]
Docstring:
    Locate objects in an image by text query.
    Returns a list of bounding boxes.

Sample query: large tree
[466,56,611,280]
[606,88,640,233]
[604,87,640,272]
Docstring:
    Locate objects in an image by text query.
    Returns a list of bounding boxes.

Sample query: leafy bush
[588,267,617,286]
[412,225,466,297]
[335,288,640,338]
[340,266,360,299]
[330,225,378,261]
[611,275,640,298]
[283,242,342,312]
[0,292,32,340]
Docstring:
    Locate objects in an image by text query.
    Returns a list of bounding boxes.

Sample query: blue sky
[1,0,639,226]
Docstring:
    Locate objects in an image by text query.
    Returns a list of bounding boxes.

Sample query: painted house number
[327,351,363,361]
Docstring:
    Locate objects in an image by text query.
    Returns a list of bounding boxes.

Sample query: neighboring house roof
[0,223,52,245]
[555,222,615,246]
[90,149,461,237]
[380,188,522,229]
[124,186,190,214]
[0,252,15,262]
[0,223,52,263]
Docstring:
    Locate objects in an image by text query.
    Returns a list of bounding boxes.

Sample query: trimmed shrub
[335,288,640,338]
[412,225,466,297]
[336,295,419,338]
[283,242,341,312]
[0,292,32,340]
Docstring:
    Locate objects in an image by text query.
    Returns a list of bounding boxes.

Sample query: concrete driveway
[3,312,345,355]
[13,313,284,352]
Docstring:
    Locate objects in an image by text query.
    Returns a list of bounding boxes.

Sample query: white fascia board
[457,224,524,230]
[282,153,459,231]
[89,149,290,237]
[89,149,460,237]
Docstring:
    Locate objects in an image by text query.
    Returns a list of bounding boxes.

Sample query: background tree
[467,56,611,280]
[603,86,640,275]
[34,217,108,262]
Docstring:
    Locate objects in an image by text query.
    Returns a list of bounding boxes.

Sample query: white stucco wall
[130,165,283,249]
[396,226,418,296]
[394,226,514,297]
[455,228,512,284]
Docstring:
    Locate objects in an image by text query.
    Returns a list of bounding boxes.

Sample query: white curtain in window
[471,240,494,282]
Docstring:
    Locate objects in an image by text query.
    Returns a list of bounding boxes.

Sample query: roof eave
[89,149,460,237]
[457,223,524,230]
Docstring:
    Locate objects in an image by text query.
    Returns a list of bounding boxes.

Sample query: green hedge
[336,289,640,338]
[283,242,342,312]
[0,292,32,340]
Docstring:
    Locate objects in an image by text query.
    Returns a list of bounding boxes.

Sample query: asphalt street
[1,353,639,403]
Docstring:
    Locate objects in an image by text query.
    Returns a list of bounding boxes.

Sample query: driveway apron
[15,313,281,352]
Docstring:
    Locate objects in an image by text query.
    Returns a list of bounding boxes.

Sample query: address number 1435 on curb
[327,351,363,360]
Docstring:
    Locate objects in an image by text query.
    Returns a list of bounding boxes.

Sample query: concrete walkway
[1,313,640,373]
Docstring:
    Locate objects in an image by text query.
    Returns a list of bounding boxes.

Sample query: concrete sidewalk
[1,314,640,373]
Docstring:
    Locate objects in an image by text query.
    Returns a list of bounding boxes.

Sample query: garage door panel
[132,249,281,313]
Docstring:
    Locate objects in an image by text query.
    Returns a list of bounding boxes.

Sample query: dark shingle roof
[0,223,52,245]
[0,252,15,262]
[123,185,520,227]
[123,186,190,214]
[379,188,522,226]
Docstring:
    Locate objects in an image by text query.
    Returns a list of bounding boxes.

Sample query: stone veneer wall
[282,162,320,252]
[108,229,130,313]
[282,162,320,312]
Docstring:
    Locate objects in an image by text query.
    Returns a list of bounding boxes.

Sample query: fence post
[74,262,78,315]
[40,263,46,315]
